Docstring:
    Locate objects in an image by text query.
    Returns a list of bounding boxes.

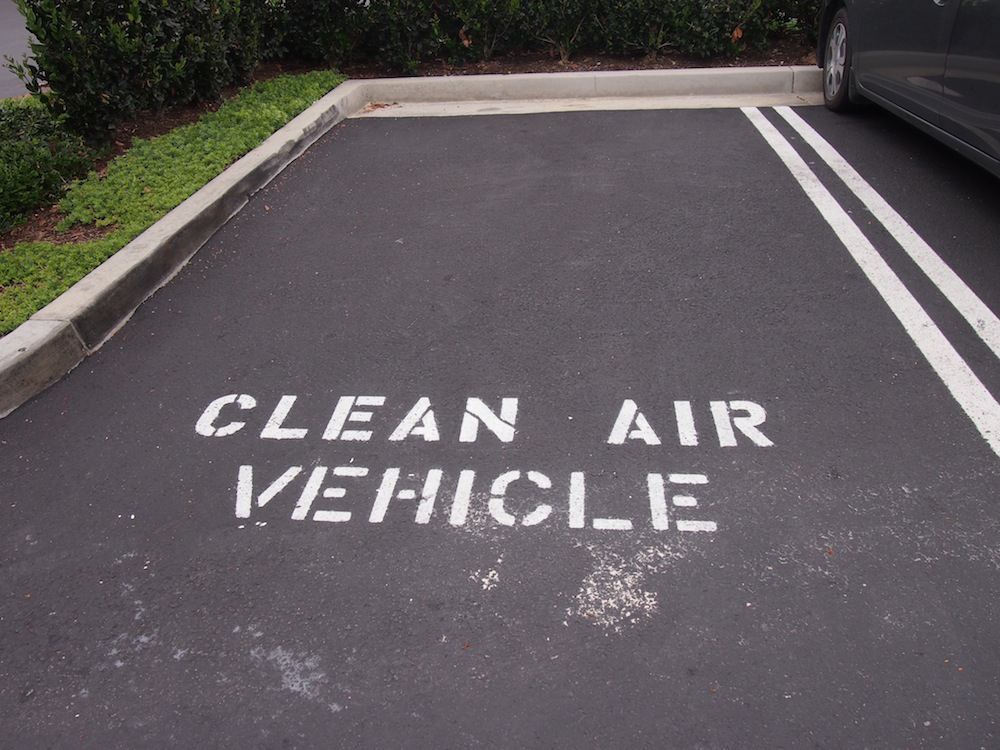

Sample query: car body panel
[941,0,1000,159]
[854,0,958,126]
[817,0,1000,178]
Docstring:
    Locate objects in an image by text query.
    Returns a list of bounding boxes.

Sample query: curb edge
[0,65,820,419]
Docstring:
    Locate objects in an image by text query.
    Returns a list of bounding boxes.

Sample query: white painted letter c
[488,470,553,527]
[195,394,257,437]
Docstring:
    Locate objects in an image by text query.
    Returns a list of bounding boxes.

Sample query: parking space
[2,102,999,746]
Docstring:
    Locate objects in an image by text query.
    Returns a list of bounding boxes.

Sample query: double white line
[743,106,1000,459]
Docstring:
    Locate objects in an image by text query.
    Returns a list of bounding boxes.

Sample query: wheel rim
[825,20,848,99]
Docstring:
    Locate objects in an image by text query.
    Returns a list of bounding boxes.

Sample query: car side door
[855,0,961,126]
[940,0,1000,167]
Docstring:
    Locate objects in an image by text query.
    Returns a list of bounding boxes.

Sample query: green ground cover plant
[0,69,345,336]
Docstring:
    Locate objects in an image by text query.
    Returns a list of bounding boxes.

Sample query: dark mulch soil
[342,35,815,78]
[1,37,815,251]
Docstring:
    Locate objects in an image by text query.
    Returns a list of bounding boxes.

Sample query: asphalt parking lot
[2,94,1000,747]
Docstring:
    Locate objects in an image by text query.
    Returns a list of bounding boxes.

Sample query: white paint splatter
[113,551,138,565]
[453,491,498,538]
[567,542,683,634]
[252,646,327,701]
[470,555,503,590]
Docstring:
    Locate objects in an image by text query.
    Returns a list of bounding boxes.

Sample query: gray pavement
[3,70,1000,747]
[0,67,822,419]
[0,0,30,99]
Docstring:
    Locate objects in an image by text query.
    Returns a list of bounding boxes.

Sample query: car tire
[823,7,854,112]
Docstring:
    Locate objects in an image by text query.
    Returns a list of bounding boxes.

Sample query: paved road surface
[0,0,30,99]
[2,103,999,747]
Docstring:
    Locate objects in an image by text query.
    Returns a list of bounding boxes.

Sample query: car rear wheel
[824,7,854,111]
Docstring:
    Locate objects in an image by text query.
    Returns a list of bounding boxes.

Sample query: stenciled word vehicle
[817,0,1000,178]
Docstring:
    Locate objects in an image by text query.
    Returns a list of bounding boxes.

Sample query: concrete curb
[353,64,821,103]
[0,90,354,418]
[0,65,821,418]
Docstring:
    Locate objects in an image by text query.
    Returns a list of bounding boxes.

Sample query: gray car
[817,0,1000,178]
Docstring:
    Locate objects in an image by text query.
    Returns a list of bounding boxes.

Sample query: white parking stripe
[742,106,1000,459]
[774,105,1000,362]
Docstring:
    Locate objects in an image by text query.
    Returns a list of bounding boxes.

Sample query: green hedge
[6,0,817,142]
[0,97,97,234]
[276,0,818,68]
[9,0,265,143]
